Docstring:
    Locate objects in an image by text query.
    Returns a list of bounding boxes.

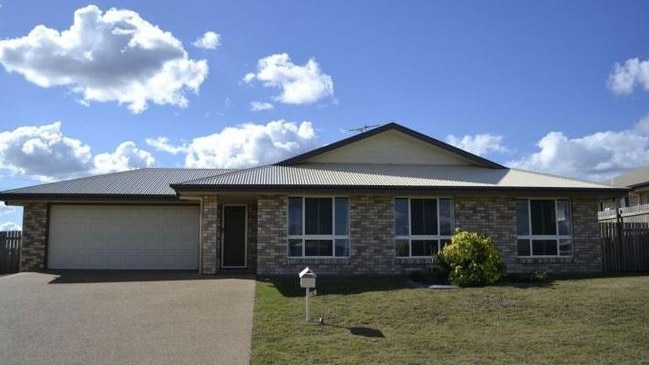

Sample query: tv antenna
[343,124,380,134]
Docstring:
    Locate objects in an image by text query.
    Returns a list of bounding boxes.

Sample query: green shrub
[437,229,504,287]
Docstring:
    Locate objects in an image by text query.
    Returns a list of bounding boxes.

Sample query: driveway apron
[0,272,255,365]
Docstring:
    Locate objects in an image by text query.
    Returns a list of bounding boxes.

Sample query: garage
[48,205,200,270]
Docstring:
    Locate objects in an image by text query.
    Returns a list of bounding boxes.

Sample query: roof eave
[0,193,181,204]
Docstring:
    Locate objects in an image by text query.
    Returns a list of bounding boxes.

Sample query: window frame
[516,198,573,258]
[287,196,350,258]
[394,197,454,258]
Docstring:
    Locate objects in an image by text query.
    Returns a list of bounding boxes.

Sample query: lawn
[251,275,649,365]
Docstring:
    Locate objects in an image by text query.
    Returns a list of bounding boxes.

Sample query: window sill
[517,256,574,264]
[285,257,350,264]
[394,257,434,265]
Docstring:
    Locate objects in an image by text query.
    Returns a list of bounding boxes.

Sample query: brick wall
[20,203,48,271]
[200,196,219,274]
[256,194,604,276]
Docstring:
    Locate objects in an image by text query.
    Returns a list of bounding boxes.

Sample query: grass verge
[251,275,649,365]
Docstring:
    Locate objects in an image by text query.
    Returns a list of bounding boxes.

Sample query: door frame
[221,204,248,268]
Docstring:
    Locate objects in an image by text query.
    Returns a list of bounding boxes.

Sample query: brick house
[0,123,625,275]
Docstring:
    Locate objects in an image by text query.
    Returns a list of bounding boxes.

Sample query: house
[599,166,649,223]
[0,123,625,275]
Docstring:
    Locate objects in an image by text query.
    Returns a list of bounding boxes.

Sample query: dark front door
[222,205,247,268]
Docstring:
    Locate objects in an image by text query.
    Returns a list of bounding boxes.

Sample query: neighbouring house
[0,123,626,275]
[599,166,649,223]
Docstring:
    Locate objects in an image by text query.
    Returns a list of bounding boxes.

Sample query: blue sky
[1,0,649,229]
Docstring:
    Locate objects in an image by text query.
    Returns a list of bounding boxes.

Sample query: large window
[288,197,349,257]
[516,199,572,257]
[394,198,454,257]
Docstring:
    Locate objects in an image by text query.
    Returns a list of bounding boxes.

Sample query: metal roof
[173,163,624,194]
[604,166,649,189]
[0,168,233,201]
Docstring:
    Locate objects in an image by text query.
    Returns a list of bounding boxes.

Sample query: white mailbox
[299,267,317,289]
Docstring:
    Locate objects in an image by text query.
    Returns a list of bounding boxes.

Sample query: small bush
[437,229,504,287]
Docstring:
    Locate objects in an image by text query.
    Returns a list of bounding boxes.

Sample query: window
[288,197,349,257]
[394,198,454,257]
[516,199,572,257]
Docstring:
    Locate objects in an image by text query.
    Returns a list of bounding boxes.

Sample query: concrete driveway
[0,271,256,365]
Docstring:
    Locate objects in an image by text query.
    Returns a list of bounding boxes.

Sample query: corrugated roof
[173,163,622,192]
[604,166,649,189]
[0,168,233,201]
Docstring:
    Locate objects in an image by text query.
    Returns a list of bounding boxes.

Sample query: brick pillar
[21,203,48,271]
[200,196,219,274]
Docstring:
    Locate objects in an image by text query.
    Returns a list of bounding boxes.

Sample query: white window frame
[394,197,454,258]
[287,196,350,258]
[516,198,573,258]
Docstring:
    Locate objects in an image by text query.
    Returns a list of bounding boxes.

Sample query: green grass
[251,275,649,365]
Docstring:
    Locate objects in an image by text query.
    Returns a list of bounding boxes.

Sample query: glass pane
[335,239,349,257]
[439,199,454,236]
[559,239,572,256]
[395,239,409,257]
[305,239,333,257]
[515,200,529,236]
[411,240,436,257]
[532,240,558,256]
[517,239,531,256]
[288,197,302,235]
[411,199,437,235]
[288,239,303,257]
[335,198,349,235]
[557,200,572,236]
[530,200,556,235]
[394,198,409,236]
[305,198,332,235]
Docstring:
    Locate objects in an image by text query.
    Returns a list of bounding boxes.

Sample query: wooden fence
[600,222,649,272]
[0,230,21,273]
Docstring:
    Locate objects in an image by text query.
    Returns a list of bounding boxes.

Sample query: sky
[1,0,649,230]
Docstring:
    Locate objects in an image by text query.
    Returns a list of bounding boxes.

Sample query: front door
[222,205,247,268]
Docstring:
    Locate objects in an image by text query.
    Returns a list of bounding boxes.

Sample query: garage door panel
[48,205,200,270]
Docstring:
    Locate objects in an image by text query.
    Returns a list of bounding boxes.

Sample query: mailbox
[299,267,317,289]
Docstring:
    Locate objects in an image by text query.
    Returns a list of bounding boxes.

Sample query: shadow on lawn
[259,275,411,298]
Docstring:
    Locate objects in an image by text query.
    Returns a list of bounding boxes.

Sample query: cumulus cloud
[192,31,221,50]
[250,101,274,111]
[445,134,508,156]
[0,122,155,181]
[508,115,649,181]
[608,57,649,94]
[243,53,334,105]
[148,120,319,168]
[0,5,208,113]
[0,202,16,216]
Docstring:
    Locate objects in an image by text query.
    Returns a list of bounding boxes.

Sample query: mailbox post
[299,267,317,322]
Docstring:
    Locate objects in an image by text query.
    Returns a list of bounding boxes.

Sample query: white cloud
[149,120,318,168]
[145,136,187,154]
[445,134,508,156]
[192,31,221,50]
[243,53,334,105]
[508,115,649,181]
[608,57,649,95]
[0,122,155,181]
[0,222,21,231]
[250,101,274,111]
[0,5,208,113]
[93,141,155,174]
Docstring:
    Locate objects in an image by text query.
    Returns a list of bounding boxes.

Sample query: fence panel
[600,222,649,272]
[0,230,21,273]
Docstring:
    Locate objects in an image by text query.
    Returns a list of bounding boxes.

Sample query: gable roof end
[276,122,506,169]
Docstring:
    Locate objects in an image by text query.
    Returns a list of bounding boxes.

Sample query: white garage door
[48,205,200,270]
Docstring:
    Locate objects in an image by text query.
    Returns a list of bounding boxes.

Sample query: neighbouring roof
[604,166,649,190]
[0,168,233,202]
